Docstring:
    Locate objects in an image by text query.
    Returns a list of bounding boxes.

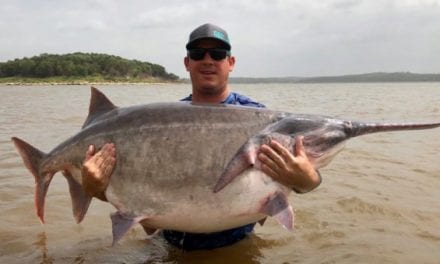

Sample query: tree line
[0,52,179,81]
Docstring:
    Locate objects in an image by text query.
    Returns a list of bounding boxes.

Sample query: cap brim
[186,37,231,50]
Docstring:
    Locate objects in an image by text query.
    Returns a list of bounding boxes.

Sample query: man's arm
[257,136,322,193]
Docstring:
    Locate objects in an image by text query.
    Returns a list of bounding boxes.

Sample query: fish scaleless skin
[11,87,440,245]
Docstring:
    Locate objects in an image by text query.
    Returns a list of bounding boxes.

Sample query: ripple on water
[416,231,440,242]
[336,196,402,218]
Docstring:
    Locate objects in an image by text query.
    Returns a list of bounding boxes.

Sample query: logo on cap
[213,30,226,41]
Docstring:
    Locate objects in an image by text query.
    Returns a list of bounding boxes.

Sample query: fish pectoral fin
[272,206,294,231]
[213,143,257,192]
[213,132,296,193]
[63,170,92,224]
[110,212,146,246]
[259,192,294,230]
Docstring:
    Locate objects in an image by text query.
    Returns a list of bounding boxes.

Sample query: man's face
[184,39,235,97]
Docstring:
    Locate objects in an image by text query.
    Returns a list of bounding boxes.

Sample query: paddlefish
[11,87,440,245]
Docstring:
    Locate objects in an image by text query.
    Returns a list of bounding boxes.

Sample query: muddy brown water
[0,83,439,263]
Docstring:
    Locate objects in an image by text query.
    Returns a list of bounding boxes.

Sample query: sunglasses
[187,48,231,61]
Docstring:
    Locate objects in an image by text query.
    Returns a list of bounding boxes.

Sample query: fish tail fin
[11,137,53,224]
[349,121,440,137]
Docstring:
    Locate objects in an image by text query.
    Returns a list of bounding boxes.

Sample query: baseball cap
[186,23,231,51]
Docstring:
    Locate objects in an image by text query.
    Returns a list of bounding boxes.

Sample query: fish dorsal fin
[82,87,117,128]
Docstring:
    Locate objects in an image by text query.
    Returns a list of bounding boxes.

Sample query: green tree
[0,52,179,81]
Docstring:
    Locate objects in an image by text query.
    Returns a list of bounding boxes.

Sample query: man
[82,23,321,251]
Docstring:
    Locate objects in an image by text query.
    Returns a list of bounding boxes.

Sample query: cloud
[1,0,439,77]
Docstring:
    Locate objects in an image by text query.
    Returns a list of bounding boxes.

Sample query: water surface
[0,83,439,263]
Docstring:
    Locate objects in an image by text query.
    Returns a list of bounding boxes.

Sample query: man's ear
[228,56,236,72]
[184,56,190,71]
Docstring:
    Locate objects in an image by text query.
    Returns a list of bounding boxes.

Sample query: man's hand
[82,143,117,201]
[257,136,321,193]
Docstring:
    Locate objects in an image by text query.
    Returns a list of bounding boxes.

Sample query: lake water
[0,83,439,263]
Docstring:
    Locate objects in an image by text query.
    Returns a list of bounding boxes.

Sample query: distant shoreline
[2,72,440,85]
[0,81,176,86]
[0,76,182,86]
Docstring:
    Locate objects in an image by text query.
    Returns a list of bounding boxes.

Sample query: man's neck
[191,88,230,104]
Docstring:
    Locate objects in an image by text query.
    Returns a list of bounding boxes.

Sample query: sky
[1,0,439,78]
